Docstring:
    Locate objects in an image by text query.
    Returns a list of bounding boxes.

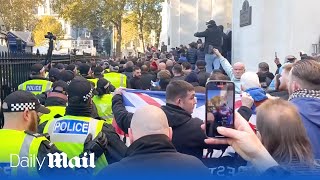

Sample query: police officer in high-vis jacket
[38,80,68,133]
[43,78,127,174]
[18,64,52,95]
[0,91,107,177]
[104,64,127,88]
[92,78,114,124]
[91,66,116,91]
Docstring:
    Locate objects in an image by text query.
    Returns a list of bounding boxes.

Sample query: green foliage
[127,0,163,50]
[52,0,127,56]
[0,0,42,31]
[51,0,163,54]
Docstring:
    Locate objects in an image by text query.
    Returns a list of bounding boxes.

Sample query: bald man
[158,62,167,71]
[213,49,245,94]
[99,105,209,178]
[166,59,174,68]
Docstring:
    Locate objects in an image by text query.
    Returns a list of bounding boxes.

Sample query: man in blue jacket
[288,60,320,160]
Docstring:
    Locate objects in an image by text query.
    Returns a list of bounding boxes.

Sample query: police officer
[59,70,75,84]
[18,64,52,95]
[90,66,116,90]
[43,78,127,174]
[0,91,107,177]
[78,63,97,87]
[38,80,68,133]
[92,79,114,124]
[104,64,127,88]
[89,66,103,87]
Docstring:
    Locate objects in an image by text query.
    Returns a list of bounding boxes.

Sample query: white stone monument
[161,0,320,72]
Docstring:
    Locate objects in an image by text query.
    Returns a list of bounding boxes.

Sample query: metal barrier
[0,52,80,100]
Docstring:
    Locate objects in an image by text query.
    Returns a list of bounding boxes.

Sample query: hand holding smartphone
[205,81,235,138]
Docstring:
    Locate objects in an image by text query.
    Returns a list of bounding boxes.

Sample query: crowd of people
[1,24,320,178]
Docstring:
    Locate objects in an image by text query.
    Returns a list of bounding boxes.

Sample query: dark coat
[140,72,156,90]
[112,95,228,159]
[187,48,198,64]
[194,25,223,54]
[196,70,210,87]
[98,134,209,178]
[197,49,206,61]
[129,77,142,89]
[171,75,186,82]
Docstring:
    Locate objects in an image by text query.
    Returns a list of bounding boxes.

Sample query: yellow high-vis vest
[0,129,48,177]
[103,72,127,88]
[43,115,108,175]
[39,106,66,125]
[92,94,113,124]
[18,80,52,95]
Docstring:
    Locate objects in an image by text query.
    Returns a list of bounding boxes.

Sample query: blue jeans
[205,54,220,73]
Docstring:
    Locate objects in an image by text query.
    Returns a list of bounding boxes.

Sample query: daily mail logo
[1,153,95,175]
[26,85,42,92]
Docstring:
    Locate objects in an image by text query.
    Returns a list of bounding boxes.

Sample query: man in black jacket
[194,20,223,73]
[99,105,209,178]
[140,65,156,90]
[113,80,226,159]
[129,66,142,89]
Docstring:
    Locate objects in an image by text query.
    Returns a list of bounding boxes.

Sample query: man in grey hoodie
[213,49,245,94]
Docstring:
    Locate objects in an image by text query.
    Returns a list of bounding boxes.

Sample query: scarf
[65,104,92,117]
[288,89,320,101]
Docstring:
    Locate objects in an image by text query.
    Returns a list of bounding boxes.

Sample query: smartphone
[275,52,278,58]
[205,81,235,138]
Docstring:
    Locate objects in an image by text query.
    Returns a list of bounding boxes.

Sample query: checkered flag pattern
[83,88,94,101]
[10,102,36,112]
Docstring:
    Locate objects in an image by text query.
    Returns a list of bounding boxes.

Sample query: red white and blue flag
[113,90,256,135]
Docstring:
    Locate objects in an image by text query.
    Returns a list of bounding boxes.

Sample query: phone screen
[206,81,235,137]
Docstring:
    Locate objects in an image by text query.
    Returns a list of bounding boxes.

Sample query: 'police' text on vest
[26,85,42,92]
[53,120,89,135]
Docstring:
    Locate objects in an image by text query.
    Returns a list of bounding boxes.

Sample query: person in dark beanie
[79,63,94,79]
[58,70,75,84]
[66,64,78,76]
[48,68,60,82]
[43,78,127,170]
[38,80,68,133]
[93,66,105,79]
[18,63,52,95]
[0,90,109,177]
[55,63,65,72]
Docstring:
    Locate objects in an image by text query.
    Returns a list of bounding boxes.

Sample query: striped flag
[122,90,206,120]
[113,90,256,136]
